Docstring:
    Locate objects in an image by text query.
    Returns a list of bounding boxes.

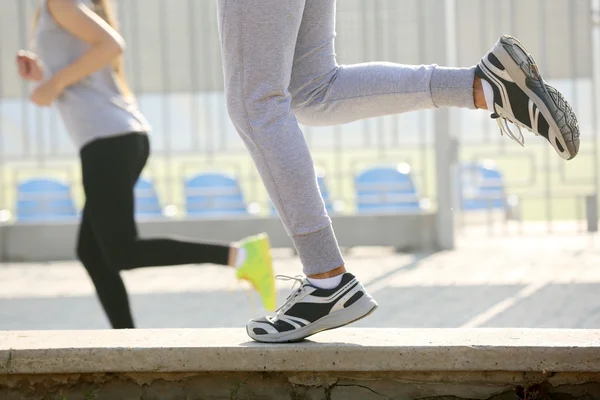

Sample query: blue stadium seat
[16,178,78,222]
[134,177,163,218]
[460,162,506,211]
[355,164,422,213]
[184,172,248,217]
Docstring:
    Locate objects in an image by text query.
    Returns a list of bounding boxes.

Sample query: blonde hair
[33,0,133,99]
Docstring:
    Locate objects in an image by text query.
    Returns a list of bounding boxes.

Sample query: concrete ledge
[0,213,436,262]
[2,329,600,399]
[2,328,600,374]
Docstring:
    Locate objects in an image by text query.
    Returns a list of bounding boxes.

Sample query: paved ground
[1,233,599,331]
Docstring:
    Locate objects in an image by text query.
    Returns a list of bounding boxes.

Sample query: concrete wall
[3,370,600,399]
[2,328,600,399]
[0,213,436,262]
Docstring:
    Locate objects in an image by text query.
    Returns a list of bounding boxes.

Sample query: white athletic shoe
[476,35,580,160]
[246,273,378,343]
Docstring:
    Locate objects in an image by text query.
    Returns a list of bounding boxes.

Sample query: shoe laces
[491,111,526,147]
[274,274,307,315]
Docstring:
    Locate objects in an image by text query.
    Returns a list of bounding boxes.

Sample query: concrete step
[2,328,600,399]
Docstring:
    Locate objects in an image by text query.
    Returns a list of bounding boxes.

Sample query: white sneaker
[476,35,580,160]
[246,273,378,343]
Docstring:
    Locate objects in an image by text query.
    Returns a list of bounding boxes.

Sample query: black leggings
[77,133,230,329]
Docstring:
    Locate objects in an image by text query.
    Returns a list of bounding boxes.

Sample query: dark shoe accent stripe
[537,109,550,139]
[488,53,505,70]
[253,328,268,335]
[482,62,532,129]
[344,291,364,308]
[261,319,296,333]
[285,302,331,324]
[285,282,360,323]
[503,80,532,128]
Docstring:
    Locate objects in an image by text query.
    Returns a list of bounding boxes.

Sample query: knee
[291,69,340,127]
[78,238,137,271]
[293,103,330,127]
[226,88,292,130]
[104,242,137,270]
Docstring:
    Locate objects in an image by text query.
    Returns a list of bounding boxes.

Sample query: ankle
[228,246,238,267]
[308,265,346,279]
[473,76,488,110]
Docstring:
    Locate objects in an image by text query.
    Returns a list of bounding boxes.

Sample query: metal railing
[0,0,597,239]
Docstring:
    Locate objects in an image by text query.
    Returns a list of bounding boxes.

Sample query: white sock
[308,274,343,289]
[235,248,247,268]
[481,79,496,112]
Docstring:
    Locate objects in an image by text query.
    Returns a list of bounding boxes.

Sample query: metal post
[592,0,600,208]
[0,2,6,262]
[434,0,458,250]
[587,194,599,233]
[0,224,5,263]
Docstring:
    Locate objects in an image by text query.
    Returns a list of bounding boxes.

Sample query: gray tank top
[34,0,151,150]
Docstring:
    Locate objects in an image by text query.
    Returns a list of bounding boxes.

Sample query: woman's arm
[46,0,125,91]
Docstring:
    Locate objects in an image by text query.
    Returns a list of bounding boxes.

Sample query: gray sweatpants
[217,0,476,276]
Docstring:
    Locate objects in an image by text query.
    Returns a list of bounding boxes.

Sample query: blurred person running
[16,0,276,329]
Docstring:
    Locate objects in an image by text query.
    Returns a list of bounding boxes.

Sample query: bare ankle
[308,265,346,279]
[473,76,488,110]
[228,246,238,267]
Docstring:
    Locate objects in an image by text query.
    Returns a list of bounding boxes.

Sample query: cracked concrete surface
[2,372,600,400]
